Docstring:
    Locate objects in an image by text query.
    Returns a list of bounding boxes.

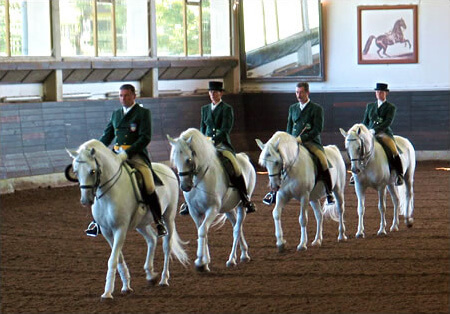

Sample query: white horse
[167,128,256,271]
[256,131,347,252]
[340,124,416,238]
[67,139,188,299]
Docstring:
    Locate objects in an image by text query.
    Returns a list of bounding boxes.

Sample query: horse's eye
[90,170,96,176]
[186,158,192,165]
[274,161,280,166]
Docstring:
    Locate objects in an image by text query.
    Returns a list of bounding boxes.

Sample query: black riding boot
[393,155,404,185]
[232,174,256,213]
[145,192,167,237]
[323,169,335,205]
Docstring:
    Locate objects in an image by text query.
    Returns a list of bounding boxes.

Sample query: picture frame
[357,5,418,64]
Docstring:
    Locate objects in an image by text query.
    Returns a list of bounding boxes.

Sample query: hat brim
[374,88,389,92]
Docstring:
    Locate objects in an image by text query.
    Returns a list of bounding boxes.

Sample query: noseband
[177,157,198,178]
[75,157,123,199]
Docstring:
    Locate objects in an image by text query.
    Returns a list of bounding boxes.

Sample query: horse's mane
[259,131,299,167]
[175,128,217,165]
[78,139,115,162]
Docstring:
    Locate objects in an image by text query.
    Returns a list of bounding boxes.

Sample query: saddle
[124,161,164,203]
[216,151,234,185]
[375,139,403,171]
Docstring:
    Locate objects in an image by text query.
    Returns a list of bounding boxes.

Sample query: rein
[177,154,210,189]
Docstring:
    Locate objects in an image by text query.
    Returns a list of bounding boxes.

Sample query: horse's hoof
[147,278,158,286]
[277,244,285,253]
[158,281,169,287]
[100,295,114,301]
[240,256,251,263]
[377,230,387,236]
[296,245,307,252]
[338,234,348,242]
[195,265,208,272]
[406,218,414,228]
[311,240,322,247]
[355,233,365,239]
[226,261,237,268]
[389,225,399,232]
[120,288,134,295]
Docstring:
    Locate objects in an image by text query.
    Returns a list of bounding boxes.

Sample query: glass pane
[201,0,210,55]
[97,1,113,56]
[156,0,184,56]
[243,0,264,52]
[60,0,94,56]
[186,4,200,56]
[208,0,229,56]
[277,0,302,39]
[263,0,278,45]
[115,0,148,56]
[0,0,6,56]
[307,0,319,28]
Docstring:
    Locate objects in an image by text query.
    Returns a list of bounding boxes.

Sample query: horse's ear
[90,148,96,157]
[166,134,176,146]
[339,128,348,138]
[255,139,265,151]
[274,138,281,150]
[186,135,193,145]
[66,148,78,159]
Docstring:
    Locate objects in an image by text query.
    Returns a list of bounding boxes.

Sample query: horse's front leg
[377,188,388,236]
[102,228,128,299]
[387,185,400,232]
[355,183,367,238]
[272,194,287,252]
[334,187,347,242]
[309,200,323,247]
[195,208,217,272]
[297,195,309,251]
[136,225,159,285]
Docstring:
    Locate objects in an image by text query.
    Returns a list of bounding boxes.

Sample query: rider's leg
[377,134,404,185]
[129,155,167,237]
[304,142,335,204]
[221,150,256,213]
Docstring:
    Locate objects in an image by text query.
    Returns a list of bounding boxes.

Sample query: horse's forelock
[264,132,298,166]
[179,128,216,165]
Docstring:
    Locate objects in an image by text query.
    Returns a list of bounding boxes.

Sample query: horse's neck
[291,145,315,175]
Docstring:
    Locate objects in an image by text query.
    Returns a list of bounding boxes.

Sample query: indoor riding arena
[1,1,449,313]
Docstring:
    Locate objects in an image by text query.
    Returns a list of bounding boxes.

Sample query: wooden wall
[0,90,448,180]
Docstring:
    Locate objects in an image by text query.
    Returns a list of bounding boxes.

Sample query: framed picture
[358,5,418,64]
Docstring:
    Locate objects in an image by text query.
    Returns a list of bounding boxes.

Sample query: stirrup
[156,223,167,238]
[85,221,100,237]
[179,203,189,216]
[245,201,257,214]
[262,191,276,205]
[395,175,404,186]
[349,176,355,186]
[326,194,335,205]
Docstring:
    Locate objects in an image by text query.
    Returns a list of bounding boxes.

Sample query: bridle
[346,136,374,168]
[176,151,209,189]
[75,157,123,199]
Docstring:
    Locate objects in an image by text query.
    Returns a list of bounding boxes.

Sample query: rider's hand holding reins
[118,151,128,162]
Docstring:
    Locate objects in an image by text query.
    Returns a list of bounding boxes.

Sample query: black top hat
[208,81,224,91]
[374,83,389,92]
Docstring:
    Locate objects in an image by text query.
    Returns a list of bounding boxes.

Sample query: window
[59,0,148,57]
[156,0,230,57]
[0,0,51,57]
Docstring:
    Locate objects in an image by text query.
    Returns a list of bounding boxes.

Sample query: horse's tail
[323,202,340,222]
[363,35,376,54]
[212,213,227,229]
[170,227,190,266]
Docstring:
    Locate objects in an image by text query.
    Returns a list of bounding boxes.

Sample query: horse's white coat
[256,131,347,252]
[67,139,188,299]
[168,128,256,271]
[340,124,416,238]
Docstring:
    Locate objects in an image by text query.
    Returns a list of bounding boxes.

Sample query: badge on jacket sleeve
[130,123,137,132]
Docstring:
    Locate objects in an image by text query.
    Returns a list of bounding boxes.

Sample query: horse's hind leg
[225,210,239,267]
[137,226,158,285]
[309,200,323,247]
[297,196,309,251]
[334,188,347,242]
[377,188,388,235]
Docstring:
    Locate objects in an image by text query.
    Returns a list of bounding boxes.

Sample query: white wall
[242,0,450,93]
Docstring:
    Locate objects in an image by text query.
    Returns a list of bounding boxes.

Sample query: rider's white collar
[123,103,136,114]
[377,100,385,108]
[299,99,310,111]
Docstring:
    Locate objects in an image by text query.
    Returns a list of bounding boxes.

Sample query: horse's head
[66,140,114,206]
[256,132,297,191]
[397,18,406,29]
[340,124,374,174]
[168,128,215,192]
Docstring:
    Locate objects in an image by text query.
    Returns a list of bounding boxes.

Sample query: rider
[179,81,256,216]
[263,82,335,205]
[349,82,404,186]
[85,84,167,238]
